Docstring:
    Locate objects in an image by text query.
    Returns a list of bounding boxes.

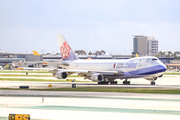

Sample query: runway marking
[14,105,180,115]
[1,95,180,102]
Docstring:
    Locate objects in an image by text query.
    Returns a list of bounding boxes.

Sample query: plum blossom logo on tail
[60,41,71,58]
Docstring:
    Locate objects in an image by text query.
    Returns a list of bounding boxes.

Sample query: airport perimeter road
[0,90,180,120]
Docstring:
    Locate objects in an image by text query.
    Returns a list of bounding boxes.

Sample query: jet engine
[90,73,103,82]
[55,71,68,79]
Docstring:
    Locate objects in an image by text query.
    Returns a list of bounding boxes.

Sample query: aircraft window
[152,58,157,61]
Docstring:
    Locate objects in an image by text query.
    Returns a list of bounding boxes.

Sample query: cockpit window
[152,58,157,61]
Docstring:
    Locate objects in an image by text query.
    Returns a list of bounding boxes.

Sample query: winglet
[33,51,40,55]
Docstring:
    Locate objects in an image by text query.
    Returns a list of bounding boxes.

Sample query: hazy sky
[0,0,180,55]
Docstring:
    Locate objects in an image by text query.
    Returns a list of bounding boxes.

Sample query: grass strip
[0,74,81,77]
[0,78,91,82]
[164,73,180,75]
[0,70,49,73]
[0,78,64,82]
[0,87,180,94]
[0,75,53,77]
[31,87,180,94]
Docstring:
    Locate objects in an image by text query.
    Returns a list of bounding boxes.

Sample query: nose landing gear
[150,77,157,85]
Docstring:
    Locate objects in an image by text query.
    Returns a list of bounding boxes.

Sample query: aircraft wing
[23,67,54,71]
[23,67,124,76]
[56,69,124,76]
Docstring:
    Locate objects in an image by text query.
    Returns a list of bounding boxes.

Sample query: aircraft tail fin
[136,53,139,57]
[33,51,40,55]
[57,35,79,60]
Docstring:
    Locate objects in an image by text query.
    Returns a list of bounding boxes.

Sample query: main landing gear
[98,79,117,85]
[150,81,155,85]
[98,81,108,84]
[123,79,130,85]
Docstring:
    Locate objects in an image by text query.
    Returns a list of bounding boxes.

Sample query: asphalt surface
[0,90,180,98]
[1,80,180,89]
[0,90,180,120]
[0,74,180,119]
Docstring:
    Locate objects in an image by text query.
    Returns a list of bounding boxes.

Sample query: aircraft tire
[151,81,155,85]
[127,81,130,85]
[98,82,101,85]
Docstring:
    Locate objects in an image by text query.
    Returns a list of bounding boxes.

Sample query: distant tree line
[75,50,106,55]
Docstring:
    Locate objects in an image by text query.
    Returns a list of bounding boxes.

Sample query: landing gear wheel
[123,80,130,85]
[98,81,107,84]
[150,81,155,85]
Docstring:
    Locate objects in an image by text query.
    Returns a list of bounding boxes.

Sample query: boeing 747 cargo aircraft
[24,35,166,85]
[53,35,166,85]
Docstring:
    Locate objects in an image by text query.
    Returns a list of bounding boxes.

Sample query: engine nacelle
[158,74,163,78]
[90,73,103,82]
[55,71,68,79]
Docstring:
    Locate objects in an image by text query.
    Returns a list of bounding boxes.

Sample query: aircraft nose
[161,64,167,72]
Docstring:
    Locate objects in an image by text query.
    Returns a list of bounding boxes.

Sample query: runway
[0,90,180,120]
[0,74,180,119]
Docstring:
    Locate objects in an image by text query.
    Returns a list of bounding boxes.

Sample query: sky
[0,0,180,55]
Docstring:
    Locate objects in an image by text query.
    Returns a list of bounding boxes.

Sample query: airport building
[0,52,43,69]
[133,35,158,56]
[0,52,42,65]
[0,51,173,69]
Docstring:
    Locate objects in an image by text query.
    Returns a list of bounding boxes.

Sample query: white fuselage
[62,56,167,79]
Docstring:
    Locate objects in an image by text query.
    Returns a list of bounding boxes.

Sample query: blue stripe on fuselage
[125,65,166,76]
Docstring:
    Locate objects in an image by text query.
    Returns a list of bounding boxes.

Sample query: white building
[147,38,158,56]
